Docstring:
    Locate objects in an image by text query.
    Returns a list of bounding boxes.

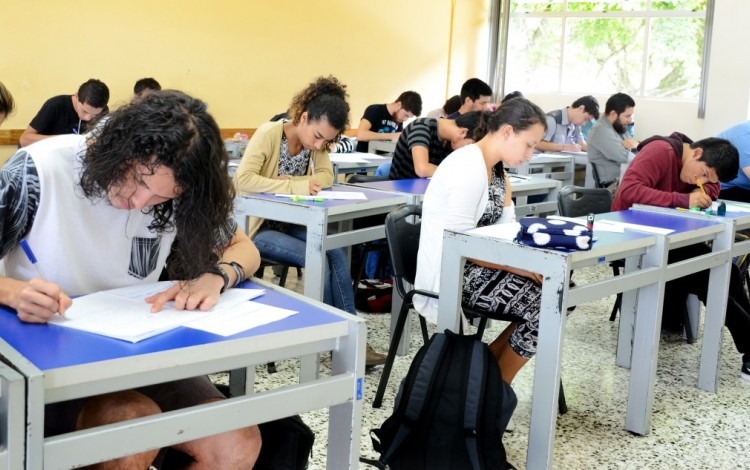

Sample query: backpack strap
[380,333,448,463]
[464,339,487,470]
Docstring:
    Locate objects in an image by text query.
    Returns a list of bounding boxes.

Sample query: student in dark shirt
[20,79,109,147]
[445,78,493,119]
[388,112,483,180]
[355,91,422,152]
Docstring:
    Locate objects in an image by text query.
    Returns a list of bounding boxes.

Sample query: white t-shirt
[413,144,515,323]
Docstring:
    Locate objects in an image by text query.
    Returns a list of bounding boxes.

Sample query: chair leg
[558,381,568,415]
[373,302,413,409]
[278,266,289,287]
[266,361,277,374]
[610,293,622,321]
[476,317,488,339]
[419,315,429,344]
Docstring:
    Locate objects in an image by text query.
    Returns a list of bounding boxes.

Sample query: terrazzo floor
[218,264,750,469]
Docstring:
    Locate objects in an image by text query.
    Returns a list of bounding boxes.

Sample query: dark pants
[665,244,750,357]
[719,186,750,204]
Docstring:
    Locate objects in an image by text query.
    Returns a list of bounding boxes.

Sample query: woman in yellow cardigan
[234,76,386,366]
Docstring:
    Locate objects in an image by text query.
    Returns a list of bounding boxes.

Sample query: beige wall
[1,0,490,132]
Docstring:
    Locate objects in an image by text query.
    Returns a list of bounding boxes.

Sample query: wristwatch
[208,265,230,293]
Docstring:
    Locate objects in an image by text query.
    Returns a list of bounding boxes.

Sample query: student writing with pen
[611,132,750,382]
[19,78,110,147]
[234,75,388,366]
[0,91,263,468]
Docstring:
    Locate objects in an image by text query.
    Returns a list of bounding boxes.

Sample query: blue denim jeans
[253,225,357,315]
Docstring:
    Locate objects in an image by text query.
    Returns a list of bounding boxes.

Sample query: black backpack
[366,330,517,470]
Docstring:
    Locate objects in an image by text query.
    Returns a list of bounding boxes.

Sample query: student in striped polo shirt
[388,111,483,180]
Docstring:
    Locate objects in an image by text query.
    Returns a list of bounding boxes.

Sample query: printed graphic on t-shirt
[129,236,161,279]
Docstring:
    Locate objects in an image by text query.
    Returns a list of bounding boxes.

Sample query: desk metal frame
[507,154,575,188]
[0,361,24,470]
[235,185,406,301]
[0,280,365,469]
[437,207,733,469]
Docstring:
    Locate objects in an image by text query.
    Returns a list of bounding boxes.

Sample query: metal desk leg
[301,219,328,382]
[327,319,365,469]
[626,235,667,435]
[526,261,569,470]
[616,254,642,368]
[0,363,25,470]
[698,223,733,391]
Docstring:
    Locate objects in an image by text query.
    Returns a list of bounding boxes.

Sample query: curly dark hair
[287,76,350,132]
[80,90,235,280]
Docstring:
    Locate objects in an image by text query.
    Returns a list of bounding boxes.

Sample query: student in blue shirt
[718,120,750,202]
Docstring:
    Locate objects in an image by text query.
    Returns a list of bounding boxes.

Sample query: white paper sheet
[595,219,674,235]
[185,301,298,336]
[50,283,265,343]
[466,222,521,241]
[274,191,368,200]
[328,154,370,164]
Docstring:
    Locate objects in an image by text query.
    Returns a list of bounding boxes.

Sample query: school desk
[0,362,24,470]
[437,207,732,469]
[367,140,396,156]
[506,153,575,188]
[329,151,391,178]
[0,279,365,469]
[235,184,406,301]
[347,175,562,218]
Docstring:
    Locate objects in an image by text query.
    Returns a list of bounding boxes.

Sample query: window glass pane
[650,0,707,11]
[512,1,563,13]
[645,17,704,98]
[562,17,645,95]
[566,1,645,12]
[505,18,564,92]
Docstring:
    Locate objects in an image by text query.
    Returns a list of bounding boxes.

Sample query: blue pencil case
[515,217,593,251]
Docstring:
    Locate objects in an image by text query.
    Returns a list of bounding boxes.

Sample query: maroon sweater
[611,132,720,211]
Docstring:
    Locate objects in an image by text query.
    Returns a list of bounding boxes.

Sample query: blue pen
[20,239,64,317]
[19,239,48,280]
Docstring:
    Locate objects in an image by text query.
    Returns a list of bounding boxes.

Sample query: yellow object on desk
[695,176,707,194]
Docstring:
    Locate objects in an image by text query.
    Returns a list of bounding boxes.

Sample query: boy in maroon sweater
[612,132,750,381]
[612,132,736,211]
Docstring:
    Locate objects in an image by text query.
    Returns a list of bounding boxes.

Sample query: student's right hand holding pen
[8,278,72,323]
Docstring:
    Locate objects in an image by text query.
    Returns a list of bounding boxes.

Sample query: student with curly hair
[235,76,387,366]
[0,81,14,126]
[0,90,262,468]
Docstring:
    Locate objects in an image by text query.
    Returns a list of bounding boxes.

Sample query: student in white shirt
[414,98,548,384]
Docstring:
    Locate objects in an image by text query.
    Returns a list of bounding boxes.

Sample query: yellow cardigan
[233,120,335,238]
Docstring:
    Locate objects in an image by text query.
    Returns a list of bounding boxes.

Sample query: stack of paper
[49,282,297,343]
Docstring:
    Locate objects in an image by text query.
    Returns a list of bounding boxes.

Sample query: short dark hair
[395,91,422,116]
[692,137,740,182]
[453,110,484,137]
[134,78,162,95]
[78,79,109,109]
[443,95,461,115]
[605,93,635,115]
[288,76,350,132]
[501,91,524,103]
[572,95,600,120]
[0,81,14,117]
[460,78,493,102]
[81,90,234,280]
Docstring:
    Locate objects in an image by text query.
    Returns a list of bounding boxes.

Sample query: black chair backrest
[346,173,389,183]
[588,162,603,188]
[557,185,613,217]
[385,205,422,298]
